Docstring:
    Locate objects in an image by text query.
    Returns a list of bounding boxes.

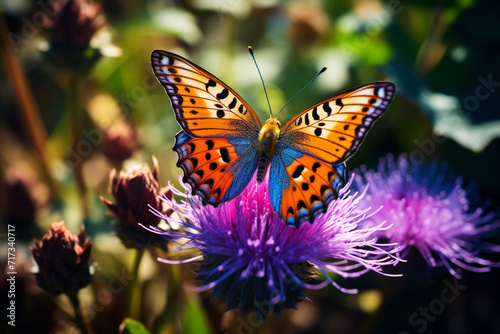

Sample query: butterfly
[151,49,395,227]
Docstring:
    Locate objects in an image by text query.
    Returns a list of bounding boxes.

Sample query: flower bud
[101,119,140,163]
[42,0,107,71]
[43,0,105,49]
[101,157,172,250]
[30,221,92,296]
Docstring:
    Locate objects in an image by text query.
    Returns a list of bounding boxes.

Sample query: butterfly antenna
[275,66,328,118]
[248,46,273,118]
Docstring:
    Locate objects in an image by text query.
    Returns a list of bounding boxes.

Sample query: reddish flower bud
[41,0,108,71]
[30,221,92,296]
[43,0,105,49]
[100,156,172,250]
[101,119,140,163]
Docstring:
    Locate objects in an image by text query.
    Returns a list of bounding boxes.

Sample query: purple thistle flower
[144,173,400,319]
[353,153,500,279]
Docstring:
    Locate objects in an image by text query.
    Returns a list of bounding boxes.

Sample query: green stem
[151,264,183,334]
[126,248,145,319]
[414,5,445,75]
[67,291,93,334]
[0,10,59,199]
[69,70,88,216]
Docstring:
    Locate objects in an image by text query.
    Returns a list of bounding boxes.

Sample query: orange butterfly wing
[269,149,346,226]
[151,50,262,137]
[271,82,395,226]
[280,82,395,163]
[173,132,258,206]
[151,50,262,205]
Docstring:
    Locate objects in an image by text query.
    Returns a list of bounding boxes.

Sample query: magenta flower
[144,174,400,318]
[353,153,500,278]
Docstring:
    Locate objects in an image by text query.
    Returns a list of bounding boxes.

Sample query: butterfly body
[257,118,281,183]
[151,49,395,227]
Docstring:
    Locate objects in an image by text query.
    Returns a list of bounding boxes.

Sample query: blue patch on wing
[281,147,303,166]
[332,164,346,193]
[175,130,191,145]
[173,130,194,175]
[269,147,303,221]
[220,138,258,202]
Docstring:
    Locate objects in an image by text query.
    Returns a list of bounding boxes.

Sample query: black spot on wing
[206,140,214,150]
[310,195,319,204]
[216,110,225,118]
[292,165,305,179]
[188,143,195,154]
[312,162,321,173]
[216,88,229,100]
[206,79,216,90]
[205,179,214,189]
[336,99,344,108]
[314,128,322,136]
[312,107,320,120]
[228,97,237,109]
[323,102,332,116]
[220,148,230,163]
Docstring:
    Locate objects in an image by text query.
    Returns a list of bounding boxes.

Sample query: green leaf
[383,61,500,152]
[182,298,212,334]
[119,318,150,334]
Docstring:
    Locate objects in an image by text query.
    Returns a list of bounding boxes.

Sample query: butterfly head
[258,117,281,156]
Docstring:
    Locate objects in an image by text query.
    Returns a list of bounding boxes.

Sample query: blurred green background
[1,0,500,333]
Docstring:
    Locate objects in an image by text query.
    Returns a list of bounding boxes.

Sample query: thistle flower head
[145,174,400,319]
[101,156,172,251]
[353,153,500,278]
[30,221,92,296]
